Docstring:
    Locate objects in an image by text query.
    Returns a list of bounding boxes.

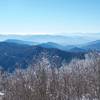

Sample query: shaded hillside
[83,40,100,51]
[0,42,85,71]
[5,39,38,45]
[69,47,86,53]
[38,42,64,50]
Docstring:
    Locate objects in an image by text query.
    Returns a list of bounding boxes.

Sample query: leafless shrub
[0,52,100,100]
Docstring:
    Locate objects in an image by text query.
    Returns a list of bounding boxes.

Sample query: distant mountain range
[37,40,100,52]
[69,47,86,53]
[82,40,100,51]
[0,42,85,72]
[0,34,95,45]
[3,39,100,52]
[38,42,64,50]
[5,39,38,45]
[0,37,99,71]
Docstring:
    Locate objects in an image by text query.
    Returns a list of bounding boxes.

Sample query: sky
[0,0,100,36]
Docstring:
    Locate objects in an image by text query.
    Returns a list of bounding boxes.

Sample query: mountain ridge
[0,42,85,72]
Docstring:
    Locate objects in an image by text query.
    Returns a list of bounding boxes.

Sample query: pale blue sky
[0,0,100,35]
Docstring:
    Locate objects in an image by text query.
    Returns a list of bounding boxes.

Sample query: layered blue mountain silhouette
[5,39,38,45]
[3,38,100,52]
[0,35,100,72]
[82,40,100,51]
[0,42,85,72]
[0,34,93,45]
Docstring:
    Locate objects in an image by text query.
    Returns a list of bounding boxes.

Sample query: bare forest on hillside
[0,52,100,100]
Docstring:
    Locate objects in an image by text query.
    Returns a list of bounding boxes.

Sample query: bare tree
[0,52,100,100]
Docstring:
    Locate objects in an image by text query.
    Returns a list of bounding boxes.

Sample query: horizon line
[0,32,100,36]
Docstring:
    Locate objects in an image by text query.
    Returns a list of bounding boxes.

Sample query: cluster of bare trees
[0,52,100,100]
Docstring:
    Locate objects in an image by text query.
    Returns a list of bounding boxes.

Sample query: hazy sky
[0,0,100,35]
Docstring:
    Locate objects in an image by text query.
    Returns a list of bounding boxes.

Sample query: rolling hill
[69,47,86,53]
[0,42,85,72]
[5,39,38,45]
[82,40,100,51]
